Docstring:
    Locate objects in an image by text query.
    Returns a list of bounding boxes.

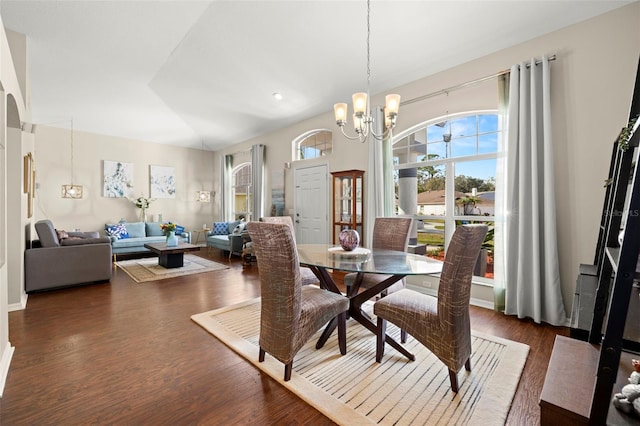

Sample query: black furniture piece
[541,56,640,425]
[143,242,200,268]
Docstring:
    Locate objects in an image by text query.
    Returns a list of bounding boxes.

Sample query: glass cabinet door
[331,170,364,245]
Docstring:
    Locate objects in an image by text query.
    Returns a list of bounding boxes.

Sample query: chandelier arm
[338,125,365,141]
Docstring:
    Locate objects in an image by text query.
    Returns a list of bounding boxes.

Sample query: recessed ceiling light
[272,92,283,101]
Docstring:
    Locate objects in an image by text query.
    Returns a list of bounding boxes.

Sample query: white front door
[293,164,328,244]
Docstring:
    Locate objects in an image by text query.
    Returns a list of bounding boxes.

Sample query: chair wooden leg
[337,311,347,355]
[465,358,471,371]
[376,317,387,362]
[449,369,459,393]
[401,329,407,343]
[259,348,265,363]
[284,362,292,381]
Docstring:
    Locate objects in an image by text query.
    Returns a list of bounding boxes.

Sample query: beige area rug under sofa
[116,254,229,283]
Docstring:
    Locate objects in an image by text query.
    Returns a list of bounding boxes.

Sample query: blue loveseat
[206,220,247,258]
[105,221,191,261]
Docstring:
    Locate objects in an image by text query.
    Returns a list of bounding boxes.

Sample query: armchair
[206,220,246,258]
[25,220,112,293]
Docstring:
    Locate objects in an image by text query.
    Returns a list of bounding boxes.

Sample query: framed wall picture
[23,152,32,194]
[150,165,175,198]
[103,160,134,198]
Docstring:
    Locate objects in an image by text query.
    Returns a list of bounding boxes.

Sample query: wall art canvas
[150,165,175,198]
[103,160,134,198]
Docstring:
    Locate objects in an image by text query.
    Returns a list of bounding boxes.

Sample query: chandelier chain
[70,119,74,184]
[366,0,371,96]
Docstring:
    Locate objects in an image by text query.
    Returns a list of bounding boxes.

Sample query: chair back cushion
[247,222,301,360]
[260,216,296,240]
[437,224,488,327]
[35,220,60,247]
[371,217,412,251]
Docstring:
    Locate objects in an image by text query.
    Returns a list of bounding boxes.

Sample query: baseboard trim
[0,342,15,397]
[8,292,27,312]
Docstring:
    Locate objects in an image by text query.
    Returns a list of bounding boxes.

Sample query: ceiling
[0,1,633,151]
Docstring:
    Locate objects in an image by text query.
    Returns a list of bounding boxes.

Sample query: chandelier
[333,0,400,142]
[61,119,83,199]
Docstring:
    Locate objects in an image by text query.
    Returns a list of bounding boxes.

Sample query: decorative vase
[140,208,147,223]
[339,229,360,251]
[166,230,178,247]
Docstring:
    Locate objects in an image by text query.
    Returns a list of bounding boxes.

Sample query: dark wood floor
[0,249,568,425]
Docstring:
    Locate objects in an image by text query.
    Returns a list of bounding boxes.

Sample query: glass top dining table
[297,244,443,276]
[297,244,443,360]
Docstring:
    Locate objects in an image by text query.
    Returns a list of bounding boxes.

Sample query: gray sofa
[25,220,113,293]
[206,220,246,258]
[105,221,191,260]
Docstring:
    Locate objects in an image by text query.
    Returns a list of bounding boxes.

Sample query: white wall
[32,125,216,233]
[214,3,640,315]
[0,13,28,396]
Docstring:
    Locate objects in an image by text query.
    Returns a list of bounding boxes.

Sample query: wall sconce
[196,190,211,202]
[61,119,83,199]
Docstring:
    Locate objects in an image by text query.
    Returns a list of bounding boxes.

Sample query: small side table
[192,228,210,246]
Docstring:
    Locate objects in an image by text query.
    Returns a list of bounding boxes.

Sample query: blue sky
[424,114,498,181]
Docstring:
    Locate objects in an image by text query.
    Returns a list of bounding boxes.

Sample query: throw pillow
[212,222,229,235]
[174,224,185,235]
[55,229,69,240]
[105,223,129,239]
[232,221,246,235]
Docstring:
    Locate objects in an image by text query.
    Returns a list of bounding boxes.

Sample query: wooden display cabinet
[331,170,364,246]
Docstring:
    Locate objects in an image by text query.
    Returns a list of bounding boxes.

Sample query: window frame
[292,128,333,161]
[231,162,252,220]
[392,110,500,284]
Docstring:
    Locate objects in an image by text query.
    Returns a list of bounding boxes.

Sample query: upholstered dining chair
[247,222,350,381]
[373,224,488,393]
[260,216,319,286]
[344,217,413,297]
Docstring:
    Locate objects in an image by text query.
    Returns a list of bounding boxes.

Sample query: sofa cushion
[126,222,146,238]
[35,220,60,247]
[228,220,241,234]
[145,222,164,237]
[105,223,129,239]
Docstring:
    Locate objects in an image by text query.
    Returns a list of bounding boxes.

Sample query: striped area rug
[116,254,229,283]
[192,298,529,425]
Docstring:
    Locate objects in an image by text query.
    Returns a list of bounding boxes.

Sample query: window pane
[454,159,496,217]
[456,221,494,278]
[450,116,477,139]
[427,123,446,143]
[297,130,332,160]
[478,114,499,133]
[418,219,446,260]
[478,133,498,154]
[450,136,477,157]
[427,141,447,158]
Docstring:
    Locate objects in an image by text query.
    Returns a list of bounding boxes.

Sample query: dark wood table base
[143,242,200,269]
[309,265,415,361]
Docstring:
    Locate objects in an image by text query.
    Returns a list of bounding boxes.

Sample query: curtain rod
[401,54,556,107]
